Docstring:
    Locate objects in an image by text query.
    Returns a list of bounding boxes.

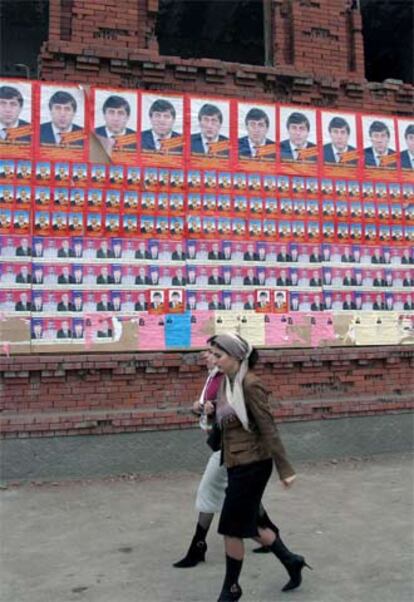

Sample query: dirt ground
[1,453,413,602]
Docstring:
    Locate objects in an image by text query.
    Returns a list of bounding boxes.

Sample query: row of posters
[1,80,413,177]
[1,79,413,350]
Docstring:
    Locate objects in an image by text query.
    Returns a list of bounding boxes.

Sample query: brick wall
[39,0,413,115]
[1,347,413,439]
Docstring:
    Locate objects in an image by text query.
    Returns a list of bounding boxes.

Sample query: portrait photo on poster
[397,118,414,170]
[190,96,230,159]
[39,84,85,147]
[141,92,184,155]
[279,106,318,163]
[0,80,32,145]
[361,114,397,169]
[321,110,359,167]
[94,88,138,152]
[237,101,276,162]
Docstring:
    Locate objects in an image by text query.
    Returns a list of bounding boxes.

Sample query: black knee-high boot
[217,555,243,602]
[252,507,279,554]
[270,535,312,592]
[173,523,208,568]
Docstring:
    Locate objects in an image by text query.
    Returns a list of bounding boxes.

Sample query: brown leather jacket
[219,371,295,481]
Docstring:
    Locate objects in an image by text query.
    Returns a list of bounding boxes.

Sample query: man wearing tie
[141,99,182,154]
[364,121,396,168]
[280,112,317,163]
[191,103,229,158]
[323,117,357,165]
[0,85,31,144]
[238,107,275,161]
[40,90,83,147]
[400,124,414,169]
[95,95,136,151]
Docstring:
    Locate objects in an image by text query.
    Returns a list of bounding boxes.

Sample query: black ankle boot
[270,537,312,591]
[173,537,207,568]
[217,583,242,601]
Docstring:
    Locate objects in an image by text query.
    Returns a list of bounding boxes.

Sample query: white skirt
[195,450,228,514]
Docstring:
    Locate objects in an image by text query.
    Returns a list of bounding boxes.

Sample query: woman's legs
[173,512,213,568]
[174,452,226,568]
[217,537,244,601]
[255,527,312,592]
[252,504,279,553]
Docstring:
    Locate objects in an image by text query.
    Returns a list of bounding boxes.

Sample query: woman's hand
[281,474,296,488]
[192,400,202,415]
[203,400,215,415]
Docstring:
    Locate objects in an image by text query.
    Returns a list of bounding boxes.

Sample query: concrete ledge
[1,413,412,483]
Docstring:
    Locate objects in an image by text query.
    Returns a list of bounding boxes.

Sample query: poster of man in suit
[39,84,85,153]
[237,102,276,164]
[321,111,358,167]
[94,88,138,154]
[190,97,230,160]
[0,80,32,151]
[362,115,397,170]
[279,107,318,164]
[141,93,183,158]
[397,119,414,170]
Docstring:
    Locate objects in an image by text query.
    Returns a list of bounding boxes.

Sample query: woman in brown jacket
[208,332,311,602]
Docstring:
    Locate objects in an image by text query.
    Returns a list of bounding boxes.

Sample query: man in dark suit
[364,121,396,168]
[58,240,74,258]
[40,90,83,147]
[96,241,114,259]
[323,116,357,165]
[57,294,73,312]
[243,268,258,286]
[342,294,356,310]
[276,246,292,262]
[373,271,386,287]
[280,112,317,162]
[15,292,31,311]
[276,269,291,287]
[95,95,136,151]
[32,293,43,312]
[171,268,186,287]
[15,238,31,257]
[135,267,150,286]
[309,247,322,263]
[135,293,148,312]
[0,85,31,144]
[373,295,385,311]
[243,294,255,310]
[141,99,182,154]
[171,242,186,261]
[400,124,414,169]
[311,295,324,311]
[57,321,72,339]
[208,242,223,261]
[96,267,114,285]
[404,295,414,310]
[238,107,275,160]
[208,267,223,286]
[15,265,31,284]
[57,266,74,285]
[72,322,84,339]
[97,294,114,312]
[243,244,258,261]
[191,103,228,158]
[208,293,223,310]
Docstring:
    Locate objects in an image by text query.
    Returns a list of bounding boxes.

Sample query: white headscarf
[212,332,252,431]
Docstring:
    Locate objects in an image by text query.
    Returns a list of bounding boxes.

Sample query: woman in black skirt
[208,332,311,602]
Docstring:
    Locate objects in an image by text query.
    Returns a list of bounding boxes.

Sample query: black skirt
[218,458,273,538]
